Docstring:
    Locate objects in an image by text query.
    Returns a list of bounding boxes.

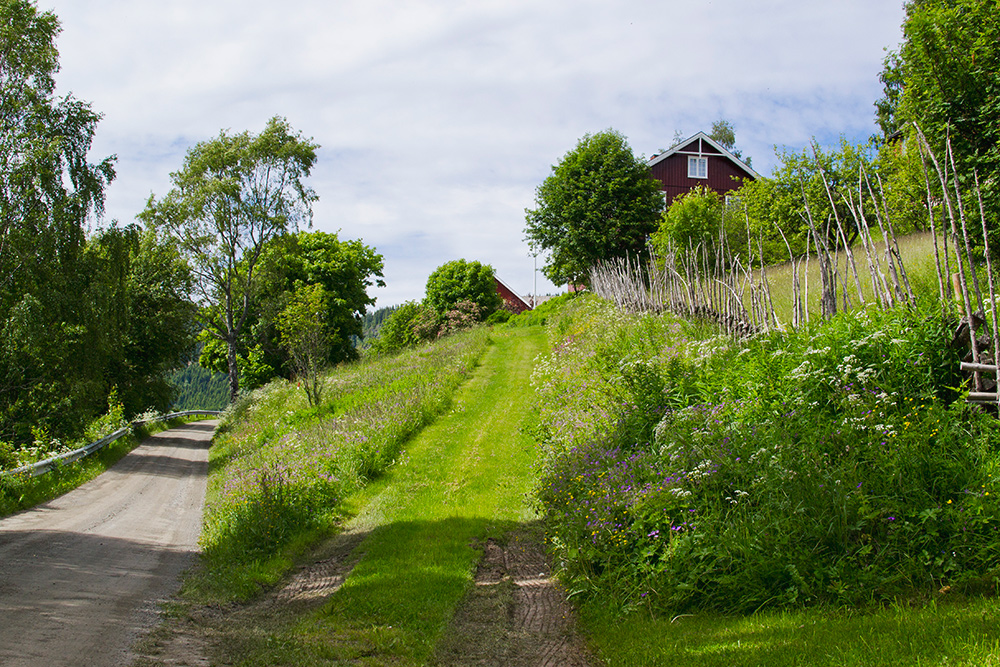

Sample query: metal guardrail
[0,410,221,479]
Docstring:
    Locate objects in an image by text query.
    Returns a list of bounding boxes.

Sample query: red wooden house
[648,132,759,203]
[494,276,532,313]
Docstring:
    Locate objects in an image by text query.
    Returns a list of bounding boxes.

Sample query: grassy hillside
[165,325,552,665]
[529,291,1000,665]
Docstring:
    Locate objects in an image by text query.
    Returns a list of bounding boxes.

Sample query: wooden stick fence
[589,124,999,407]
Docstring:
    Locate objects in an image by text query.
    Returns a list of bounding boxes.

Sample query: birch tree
[141,116,318,401]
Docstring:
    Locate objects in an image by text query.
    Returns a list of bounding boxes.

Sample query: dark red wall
[495,280,531,313]
[651,153,753,203]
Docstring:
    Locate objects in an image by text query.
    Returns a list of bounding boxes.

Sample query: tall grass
[763,231,941,324]
[196,327,491,598]
[532,292,1000,616]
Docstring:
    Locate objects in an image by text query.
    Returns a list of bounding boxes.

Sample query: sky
[46,0,906,308]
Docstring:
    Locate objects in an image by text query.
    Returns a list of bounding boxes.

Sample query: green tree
[196,230,384,388]
[0,0,116,443]
[255,231,384,366]
[651,186,724,261]
[140,117,319,402]
[877,0,1000,244]
[731,138,918,266]
[277,283,331,406]
[368,301,429,355]
[424,259,501,318]
[83,224,196,416]
[524,129,665,286]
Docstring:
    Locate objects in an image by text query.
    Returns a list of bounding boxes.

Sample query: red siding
[651,153,753,203]
[495,279,531,313]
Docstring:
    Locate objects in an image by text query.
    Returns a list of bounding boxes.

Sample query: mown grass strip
[220,326,546,666]
[192,329,491,601]
[580,596,1000,666]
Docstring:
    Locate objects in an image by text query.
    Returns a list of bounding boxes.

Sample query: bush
[368,301,434,355]
[425,259,502,320]
[533,295,999,615]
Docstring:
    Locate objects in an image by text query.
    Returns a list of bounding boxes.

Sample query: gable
[648,131,759,201]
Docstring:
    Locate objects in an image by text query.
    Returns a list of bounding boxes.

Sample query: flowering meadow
[200,327,490,591]
[533,295,1000,614]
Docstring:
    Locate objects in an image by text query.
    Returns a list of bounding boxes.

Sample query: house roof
[494,275,532,310]
[648,131,761,180]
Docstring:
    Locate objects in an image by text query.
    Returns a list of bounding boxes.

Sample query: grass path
[214,326,553,666]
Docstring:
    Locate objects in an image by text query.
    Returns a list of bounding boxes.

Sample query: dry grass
[761,231,941,326]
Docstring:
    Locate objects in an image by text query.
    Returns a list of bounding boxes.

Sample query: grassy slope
[581,598,1000,666]
[219,325,547,666]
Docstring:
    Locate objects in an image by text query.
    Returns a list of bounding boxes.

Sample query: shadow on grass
[581,594,1000,667]
[211,517,531,666]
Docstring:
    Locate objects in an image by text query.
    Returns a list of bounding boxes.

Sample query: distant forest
[357,305,401,349]
[169,363,230,412]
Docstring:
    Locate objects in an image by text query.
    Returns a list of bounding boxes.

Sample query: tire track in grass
[305,325,552,664]
[138,326,593,666]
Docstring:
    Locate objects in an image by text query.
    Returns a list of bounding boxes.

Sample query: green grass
[763,231,941,323]
[0,415,212,517]
[191,328,492,600]
[206,326,547,666]
[580,596,1000,666]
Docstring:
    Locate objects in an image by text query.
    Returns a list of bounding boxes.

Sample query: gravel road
[0,420,216,667]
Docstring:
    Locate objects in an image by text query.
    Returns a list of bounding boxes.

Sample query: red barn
[648,132,759,203]
[494,276,532,313]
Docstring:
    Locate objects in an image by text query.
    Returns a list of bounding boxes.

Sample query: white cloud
[46,0,904,307]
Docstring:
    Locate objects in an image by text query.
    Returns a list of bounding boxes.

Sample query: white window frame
[688,155,708,179]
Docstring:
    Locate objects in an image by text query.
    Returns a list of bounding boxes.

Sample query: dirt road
[0,420,216,667]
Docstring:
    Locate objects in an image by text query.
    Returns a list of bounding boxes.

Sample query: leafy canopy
[0,0,162,444]
[524,129,664,286]
[877,0,1000,247]
[141,116,319,401]
[651,186,724,260]
[277,283,331,407]
[424,258,501,319]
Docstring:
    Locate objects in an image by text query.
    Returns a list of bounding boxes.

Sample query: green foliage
[276,283,331,406]
[83,224,197,416]
[424,258,501,319]
[732,138,925,265]
[708,118,749,164]
[0,0,147,446]
[532,295,1000,616]
[369,259,499,356]
[141,116,319,402]
[199,327,491,596]
[193,230,384,391]
[360,304,400,346]
[524,129,665,286]
[169,362,229,411]
[368,301,432,355]
[485,308,512,325]
[651,186,724,260]
[504,293,577,328]
[878,0,1000,251]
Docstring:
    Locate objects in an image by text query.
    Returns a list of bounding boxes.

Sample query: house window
[688,156,708,179]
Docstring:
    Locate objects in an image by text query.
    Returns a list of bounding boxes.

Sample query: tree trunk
[226,335,240,403]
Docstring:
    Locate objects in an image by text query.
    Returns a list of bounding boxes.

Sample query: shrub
[424,259,502,320]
